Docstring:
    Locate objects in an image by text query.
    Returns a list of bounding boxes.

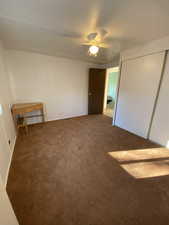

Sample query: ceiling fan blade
[82,42,92,46]
[82,42,109,48]
[87,32,98,41]
[99,43,109,48]
[99,28,108,39]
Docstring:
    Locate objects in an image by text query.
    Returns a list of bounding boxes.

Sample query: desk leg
[41,108,45,123]
[23,113,28,135]
[25,124,28,135]
[12,113,18,133]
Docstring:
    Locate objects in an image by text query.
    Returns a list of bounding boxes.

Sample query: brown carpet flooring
[7,115,169,225]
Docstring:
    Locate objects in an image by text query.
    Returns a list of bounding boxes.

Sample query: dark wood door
[88,68,106,114]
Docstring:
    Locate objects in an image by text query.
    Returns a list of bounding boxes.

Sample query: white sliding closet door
[149,52,169,146]
[115,52,165,138]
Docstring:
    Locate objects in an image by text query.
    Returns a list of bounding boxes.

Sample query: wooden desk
[11,102,45,132]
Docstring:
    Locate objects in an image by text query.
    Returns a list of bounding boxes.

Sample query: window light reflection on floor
[108,148,169,179]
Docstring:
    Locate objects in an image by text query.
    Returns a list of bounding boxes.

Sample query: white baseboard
[46,113,88,122]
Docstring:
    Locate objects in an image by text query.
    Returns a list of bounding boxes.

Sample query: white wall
[0,40,18,225]
[0,42,16,150]
[6,50,97,122]
[121,35,169,61]
[149,52,169,146]
[0,41,16,187]
[0,119,12,186]
[0,189,19,225]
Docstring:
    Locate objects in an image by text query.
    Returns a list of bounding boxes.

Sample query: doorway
[88,68,106,114]
[103,67,119,118]
[88,67,119,119]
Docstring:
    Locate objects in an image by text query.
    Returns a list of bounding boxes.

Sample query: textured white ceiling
[0,0,169,64]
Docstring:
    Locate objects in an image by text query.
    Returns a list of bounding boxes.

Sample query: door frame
[103,66,120,122]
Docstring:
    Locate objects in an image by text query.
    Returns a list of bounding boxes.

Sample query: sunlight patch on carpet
[108,148,169,178]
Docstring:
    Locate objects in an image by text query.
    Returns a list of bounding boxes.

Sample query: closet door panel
[115,52,165,138]
[150,52,169,145]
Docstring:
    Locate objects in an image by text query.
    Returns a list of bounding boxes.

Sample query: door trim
[113,63,122,125]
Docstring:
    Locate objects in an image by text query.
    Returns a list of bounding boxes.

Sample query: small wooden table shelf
[11,102,45,133]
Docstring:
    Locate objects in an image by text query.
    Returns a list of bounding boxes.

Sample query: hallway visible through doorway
[104,67,119,118]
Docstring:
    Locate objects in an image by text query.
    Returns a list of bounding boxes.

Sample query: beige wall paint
[0,119,11,186]
[149,52,169,146]
[0,41,16,150]
[121,35,169,61]
[6,50,98,123]
[0,189,19,225]
[0,41,16,187]
[0,40,18,225]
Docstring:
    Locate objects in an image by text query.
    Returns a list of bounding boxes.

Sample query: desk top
[12,102,43,114]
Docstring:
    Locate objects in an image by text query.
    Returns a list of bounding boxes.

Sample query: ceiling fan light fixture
[89,45,99,56]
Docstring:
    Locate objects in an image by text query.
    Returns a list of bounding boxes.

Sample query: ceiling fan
[53,28,120,59]
[83,30,109,57]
